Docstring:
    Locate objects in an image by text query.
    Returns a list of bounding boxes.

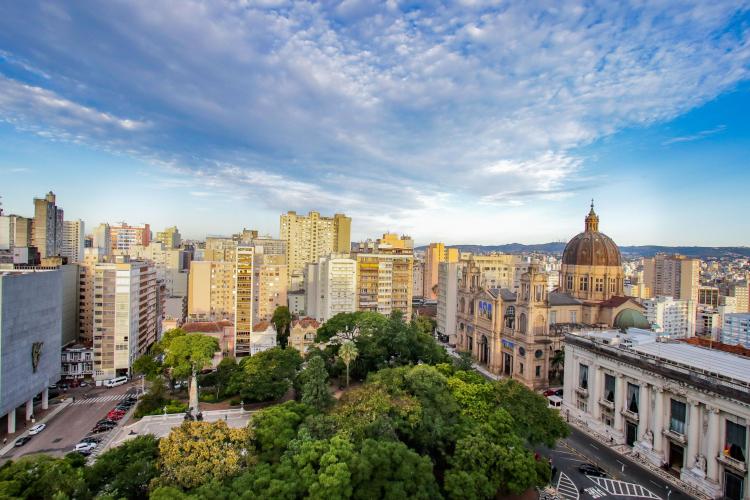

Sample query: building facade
[109,222,151,254]
[187,261,235,321]
[61,344,94,380]
[234,246,254,356]
[253,253,287,325]
[643,254,701,304]
[32,191,63,258]
[643,296,696,339]
[422,243,459,300]
[355,252,413,318]
[436,261,460,344]
[0,214,33,251]
[289,318,320,354]
[155,226,181,249]
[305,253,357,322]
[61,219,85,264]
[564,331,749,500]
[722,313,750,348]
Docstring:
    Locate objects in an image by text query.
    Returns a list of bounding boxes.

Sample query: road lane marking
[586,475,662,499]
[556,472,580,500]
[589,443,599,449]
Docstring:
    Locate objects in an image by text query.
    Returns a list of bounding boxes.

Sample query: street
[2,381,139,461]
[544,427,693,500]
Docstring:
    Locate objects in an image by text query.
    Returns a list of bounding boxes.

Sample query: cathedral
[456,203,649,389]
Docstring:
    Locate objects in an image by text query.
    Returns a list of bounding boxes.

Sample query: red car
[107,411,125,419]
[542,389,556,397]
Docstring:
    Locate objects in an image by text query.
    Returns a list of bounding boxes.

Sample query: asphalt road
[2,381,139,461]
[543,427,693,500]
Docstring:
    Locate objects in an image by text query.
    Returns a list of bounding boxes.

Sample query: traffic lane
[4,382,138,460]
[562,427,693,500]
[545,444,601,498]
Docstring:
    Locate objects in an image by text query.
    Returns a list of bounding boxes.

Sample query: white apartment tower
[436,262,460,344]
[305,254,357,322]
[61,219,85,264]
[643,296,696,339]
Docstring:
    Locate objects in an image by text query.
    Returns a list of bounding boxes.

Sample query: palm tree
[550,348,565,383]
[339,340,359,388]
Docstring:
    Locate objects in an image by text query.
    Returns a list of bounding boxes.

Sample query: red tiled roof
[183,320,233,333]
[253,321,272,332]
[681,337,750,358]
[599,296,643,309]
[293,317,320,329]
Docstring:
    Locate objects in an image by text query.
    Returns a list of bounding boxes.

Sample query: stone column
[653,387,665,458]
[7,410,16,434]
[590,365,601,421]
[705,405,721,483]
[41,388,49,411]
[614,375,625,433]
[638,384,650,441]
[686,399,702,469]
[25,399,33,421]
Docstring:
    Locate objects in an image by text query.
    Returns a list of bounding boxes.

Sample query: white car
[28,424,46,435]
[75,442,97,452]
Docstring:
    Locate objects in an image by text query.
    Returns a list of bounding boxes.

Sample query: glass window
[579,364,589,389]
[535,365,541,377]
[725,420,747,462]
[566,274,574,290]
[670,399,686,435]
[569,311,577,323]
[627,383,640,414]
[604,374,616,402]
[595,278,604,292]
[519,362,524,374]
[580,276,589,291]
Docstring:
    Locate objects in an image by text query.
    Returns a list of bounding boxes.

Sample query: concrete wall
[0,270,62,416]
[60,264,80,345]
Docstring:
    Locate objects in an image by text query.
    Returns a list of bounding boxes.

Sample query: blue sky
[0,1,749,246]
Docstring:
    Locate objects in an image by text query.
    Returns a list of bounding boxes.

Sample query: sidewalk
[443,344,501,381]
[566,415,710,500]
[0,400,72,458]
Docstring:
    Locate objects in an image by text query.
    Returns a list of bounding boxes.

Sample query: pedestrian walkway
[586,476,661,499]
[556,472,579,500]
[72,395,129,405]
[583,486,607,498]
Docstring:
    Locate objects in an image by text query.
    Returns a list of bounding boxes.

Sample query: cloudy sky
[0,1,749,245]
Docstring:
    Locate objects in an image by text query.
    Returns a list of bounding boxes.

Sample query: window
[670,399,686,435]
[595,278,604,292]
[566,274,573,290]
[549,310,557,325]
[627,383,640,414]
[505,306,515,329]
[579,364,589,389]
[725,420,747,462]
[535,365,541,377]
[569,311,577,323]
[519,363,524,374]
[604,374,616,402]
[579,276,589,291]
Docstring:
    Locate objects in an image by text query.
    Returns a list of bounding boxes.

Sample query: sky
[0,1,749,246]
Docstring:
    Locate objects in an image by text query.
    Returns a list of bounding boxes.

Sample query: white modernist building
[61,219,85,264]
[643,296,696,339]
[723,313,750,348]
[436,261,460,344]
[563,330,750,499]
[305,254,357,323]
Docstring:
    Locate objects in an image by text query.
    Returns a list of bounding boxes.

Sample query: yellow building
[204,236,237,262]
[457,203,648,389]
[280,211,351,289]
[234,246,255,356]
[289,318,320,354]
[356,252,413,318]
[642,254,701,303]
[423,243,459,300]
[253,253,287,324]
[155,226,181,249]
[187,260,235,321]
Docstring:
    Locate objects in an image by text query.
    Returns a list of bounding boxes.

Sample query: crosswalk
[71,394,129,405]
[556,472,580,500]
[584,486,607,498]
[586,476,662,499]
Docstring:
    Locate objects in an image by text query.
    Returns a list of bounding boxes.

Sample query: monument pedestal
[633,440,663,467]
[681,467,722,499]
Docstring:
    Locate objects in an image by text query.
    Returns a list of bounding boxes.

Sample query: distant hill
[415,243,750,259]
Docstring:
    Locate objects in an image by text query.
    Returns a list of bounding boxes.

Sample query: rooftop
[633,342,750,385]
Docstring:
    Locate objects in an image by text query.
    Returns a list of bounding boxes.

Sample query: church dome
[614,308,651,330]
[562,202,622,267]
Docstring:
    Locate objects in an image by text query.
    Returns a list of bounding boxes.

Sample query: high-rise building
[253,253,287,325]
[92,257,160,380]
[722,313,750,348]
[234,246,255,356]
[204,236,237,262]
[436,261,460,344]
[187,260,235,321]
[32,191,63,258]
[61,219,85,264]
[725,282,749,313]
[92,223,111,257]
[109,222,151,254]
[251,236,286,257]
[642,254,700,303]
[423,243,459,300]
[0,214,33,250]
[79,248,106,342]
[280,211,351,289]
[356,252,413,317]
[412,259,424,299]
[154,226,181,249]
[305,253,357,322]
[129,242,190,298]
[699,286,720,308]
[643,296,696,338]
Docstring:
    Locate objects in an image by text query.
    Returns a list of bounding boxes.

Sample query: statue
[644,429,653,446]
[698,454,707,473]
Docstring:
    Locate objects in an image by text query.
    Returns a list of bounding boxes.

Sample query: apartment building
[280,211,351,289]
[204,236,237,262]
[109,222,151,254]
[722,313,750,348]
[356,252,413,317]
[92,223,111,257]
[129,242,190,297]
[436,261,460,344]
[643,254,700,303]
[32,191,63,258]
[305,253,357,322]
[92,258,160,380]
[0,214,32,250]
[187,260,235,321]
[253,253,287,324]
[412,259,424,299]
[643,295,696,338]
[234,246,255,356]
[61,219,85,264]
[422,243,459,300]
[154,226,181,249]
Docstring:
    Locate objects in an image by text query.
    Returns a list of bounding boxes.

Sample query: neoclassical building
[456,204,649,389]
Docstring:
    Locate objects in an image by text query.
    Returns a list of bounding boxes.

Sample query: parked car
[92,424,115,434]
[554,388,564,397]
[579,463,608,477]
[80,436,101,444]
[542,389,557,397]
[14,436,31,447]
[79,382,88,387]
[75,442,97,452]
[28,424,46,435]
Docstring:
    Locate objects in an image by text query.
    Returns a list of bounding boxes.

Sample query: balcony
[717,452,747,473]
[662,427,687,444]
[621,409,639,422]
[575,386,588,398]
[599,398,615,410]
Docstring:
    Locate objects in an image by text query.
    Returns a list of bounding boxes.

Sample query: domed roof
[562,202,622,267]
[614,308,651,330]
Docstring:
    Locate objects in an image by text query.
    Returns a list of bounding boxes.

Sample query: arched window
[518,313,527,334]
[505,305,515,329]
[534,314,546,335]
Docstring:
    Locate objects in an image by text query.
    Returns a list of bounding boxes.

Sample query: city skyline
[1,2,749,245]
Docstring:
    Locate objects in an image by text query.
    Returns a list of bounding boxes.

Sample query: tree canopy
[163,333,219,380]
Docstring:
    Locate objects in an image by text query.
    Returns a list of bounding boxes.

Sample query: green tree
[414,315,436,336]
[271,306,292,349]
[132,352,163,380]
[213,357,240,399]
[85,435,159,499]
[0,455,90,499]
[315,311,388,343]
[230,347,303,402]
[163,333,219,381]
[153,328,188,355]
[453,351,474,371]
[251,401,310,463]
[338,340,358,388]
[301,356,333,411]
[493,379,569,447]
[158,421,252,490]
